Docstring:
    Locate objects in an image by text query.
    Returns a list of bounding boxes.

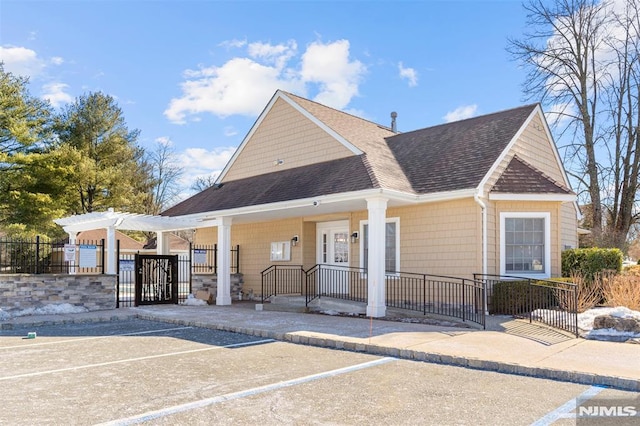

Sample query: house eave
[488,193,576,202]
[168,188,478,226]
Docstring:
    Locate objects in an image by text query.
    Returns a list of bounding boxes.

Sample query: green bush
[561,248,622,280]
[490,279,562,315]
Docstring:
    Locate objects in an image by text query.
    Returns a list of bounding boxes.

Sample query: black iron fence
[474,274,578,337]
[387,271,485,327]
[191,244,240,274]
[260,264,486,328]
[0,236,105,274]
[260,265,305,303]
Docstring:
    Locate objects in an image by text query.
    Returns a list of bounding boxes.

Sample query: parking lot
[0,319,637,425]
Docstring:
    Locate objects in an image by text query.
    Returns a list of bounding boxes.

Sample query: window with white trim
[500,212,550,277]
[360,218,400,273]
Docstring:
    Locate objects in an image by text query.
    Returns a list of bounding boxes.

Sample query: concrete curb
[3,311,638,392]
[132,313,640,393]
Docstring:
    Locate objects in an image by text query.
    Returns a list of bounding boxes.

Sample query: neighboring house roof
[491,156,573,194]
[162,91,571,218]
[75,229,145,251]
[144,233,191,251]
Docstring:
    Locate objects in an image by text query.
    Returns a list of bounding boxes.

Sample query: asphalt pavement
[1,302,638,392]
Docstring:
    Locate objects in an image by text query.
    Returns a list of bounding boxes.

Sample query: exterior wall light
[350,232,359,243]
[291,235,299,247]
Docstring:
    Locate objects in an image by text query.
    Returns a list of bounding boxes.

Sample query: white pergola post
[106,226,116,274]
[67,232,77,275]
[156,231,170,255]
[366,196,388,317]
[216,217,233,305]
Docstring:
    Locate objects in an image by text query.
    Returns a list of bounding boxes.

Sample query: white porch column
[106,226,116,274]
[156,231,170,255]
[366,196,388,317]
[216,217,233,305]
[67,232,77,275]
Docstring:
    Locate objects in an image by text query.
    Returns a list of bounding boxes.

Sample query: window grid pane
[505,218,544,273]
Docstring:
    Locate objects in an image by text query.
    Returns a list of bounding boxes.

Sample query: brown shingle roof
[285,93,414,193]
[386,104,538,193]
[163,156,374,216]
[491,156,573,194]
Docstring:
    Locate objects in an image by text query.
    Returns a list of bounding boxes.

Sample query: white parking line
[0,326,195,350]
[530,385,607,426]
[0,339,274,381]
[97,357,397,426]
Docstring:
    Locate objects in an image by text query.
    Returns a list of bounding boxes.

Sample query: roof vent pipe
[391,111,398,133]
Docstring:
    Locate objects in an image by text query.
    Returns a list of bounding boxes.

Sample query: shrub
[558,272,603,313]
[490,280,559,315]
[602,273,640,311]
[490,280,529,315]
[561,248,622,280]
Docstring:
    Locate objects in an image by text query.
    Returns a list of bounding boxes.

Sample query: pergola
[54,208,234,306]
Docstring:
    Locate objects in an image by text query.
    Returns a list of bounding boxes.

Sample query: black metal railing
[474,274,578,337]
[0,236,105,274]
[305,264,368,305]
[387,272,485,327]
[191,243,240,274]
[261,265,305,303]
[260,264,486,328]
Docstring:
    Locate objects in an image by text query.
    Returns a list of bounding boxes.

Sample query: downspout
[474,191,488,315]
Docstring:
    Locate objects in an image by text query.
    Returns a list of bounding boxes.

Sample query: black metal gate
[134,254,179,305]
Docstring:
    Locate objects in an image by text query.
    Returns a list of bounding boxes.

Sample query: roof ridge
[282,91,394,132]
[390,103,539,138]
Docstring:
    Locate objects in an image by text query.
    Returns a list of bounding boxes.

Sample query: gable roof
[490,156,573,194]
[284,92,413,193]
[386,104,538,193]
[162,93,571,218]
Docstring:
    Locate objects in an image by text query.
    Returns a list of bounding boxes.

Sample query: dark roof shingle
[491,156,573,194]
[386,104,538,193]
[163,156,374,217]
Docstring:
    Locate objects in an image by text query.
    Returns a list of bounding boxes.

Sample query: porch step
[261,295,308,313]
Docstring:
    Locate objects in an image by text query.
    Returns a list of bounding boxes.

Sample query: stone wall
[0,274,116,314]
[191,274,245,301]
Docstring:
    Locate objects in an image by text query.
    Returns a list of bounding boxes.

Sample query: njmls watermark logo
[577,396,639,425]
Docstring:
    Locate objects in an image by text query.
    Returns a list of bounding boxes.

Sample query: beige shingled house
[162,90,578,317]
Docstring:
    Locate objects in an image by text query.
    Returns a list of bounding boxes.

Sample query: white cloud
[0,46,44,77]
[300,40,366,110]
[443,104,478,123]
[41,82,73,107]
[398,62,418,87]
[50,56,64,66]
[223,126,238,137]
[165,39,366,124]
[219,39,247,49]
[175,146,237,197]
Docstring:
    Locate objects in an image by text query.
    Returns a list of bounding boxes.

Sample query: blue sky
[1,0,534,197]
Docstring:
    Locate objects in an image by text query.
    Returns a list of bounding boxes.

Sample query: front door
[316,221,350,294]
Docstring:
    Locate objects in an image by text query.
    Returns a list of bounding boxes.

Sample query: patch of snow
[530,306,640,342]
[181,294,208,306]
[578,306,640,341]
[5,303,89,318]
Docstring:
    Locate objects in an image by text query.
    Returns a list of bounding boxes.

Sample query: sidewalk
[1,303,638,392]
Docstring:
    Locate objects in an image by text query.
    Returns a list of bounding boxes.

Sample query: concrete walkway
[1,303,638,392]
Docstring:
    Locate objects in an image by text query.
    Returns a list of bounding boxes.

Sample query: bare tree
[509,0,640,248]
[601,0,640,248]
[145,138,183,215]
[191,174,218,193]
